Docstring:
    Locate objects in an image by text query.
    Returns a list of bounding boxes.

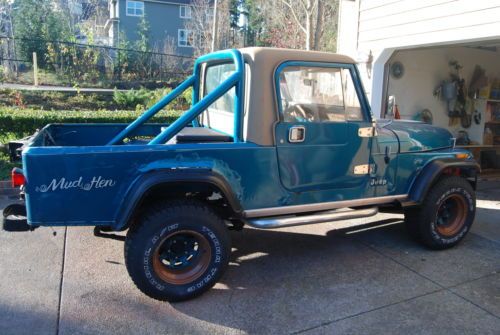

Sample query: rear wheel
[125,200,231,301]
[404,176,475,249]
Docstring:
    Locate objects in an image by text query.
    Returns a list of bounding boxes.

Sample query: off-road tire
[125,200,231,302]
[404,176,475,250]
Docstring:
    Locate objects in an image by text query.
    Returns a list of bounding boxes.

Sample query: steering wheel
[284,104,314,122]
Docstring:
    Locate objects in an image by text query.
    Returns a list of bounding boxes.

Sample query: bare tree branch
[281,0,307,34]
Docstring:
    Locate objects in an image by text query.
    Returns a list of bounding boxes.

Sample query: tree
[0,0,13,37]
[0,0,17,76]
[135,15,151,52]
[243,0,337,51]
[185,0,232,56]
[12,0,71,67]
[77,0,110,42]
[243,0,265,46]
[134,15,153,75]
[228,0,261,47]
[279,0,337,50]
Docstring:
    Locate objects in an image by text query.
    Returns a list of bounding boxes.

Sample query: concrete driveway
[1,180,499,335]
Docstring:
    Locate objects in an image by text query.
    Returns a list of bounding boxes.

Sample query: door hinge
[354,164,375,175]
[358,127,377,138]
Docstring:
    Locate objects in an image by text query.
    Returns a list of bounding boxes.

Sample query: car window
[279,66,363,123]
[200,62,236,136]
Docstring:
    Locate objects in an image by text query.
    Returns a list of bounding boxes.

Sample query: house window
[179,5,192,19]
[178,29,195,47]
[205,7,214,22]
[126,0,144,17]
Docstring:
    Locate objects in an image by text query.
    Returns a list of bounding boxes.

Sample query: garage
[337,0,500,172]
[384,43,500,171]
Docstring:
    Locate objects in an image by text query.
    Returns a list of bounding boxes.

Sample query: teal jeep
[5,48,479,301]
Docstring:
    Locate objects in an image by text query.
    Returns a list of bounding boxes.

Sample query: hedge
[0,107,183,140]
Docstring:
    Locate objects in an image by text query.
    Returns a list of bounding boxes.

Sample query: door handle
[384,146,391,164]
[289,126,306,143]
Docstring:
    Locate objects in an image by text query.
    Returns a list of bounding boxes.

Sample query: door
[275,63,374,199]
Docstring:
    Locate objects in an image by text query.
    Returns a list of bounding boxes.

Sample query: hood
[383,120,453,153]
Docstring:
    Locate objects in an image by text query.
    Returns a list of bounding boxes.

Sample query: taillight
[11,168,25,188]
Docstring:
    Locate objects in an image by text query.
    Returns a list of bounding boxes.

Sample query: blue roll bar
[107,49,245,146]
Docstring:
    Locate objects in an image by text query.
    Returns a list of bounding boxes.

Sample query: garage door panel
[360,0,500,32]
[359,6,500,43]
[360,0,457,21]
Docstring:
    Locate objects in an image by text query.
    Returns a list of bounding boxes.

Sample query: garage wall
[387,46,500,143]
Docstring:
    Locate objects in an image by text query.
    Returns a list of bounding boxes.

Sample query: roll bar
[107,49,245,145]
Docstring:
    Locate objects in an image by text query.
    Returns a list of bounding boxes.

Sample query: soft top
[238,47,355,146]
[240,47,355,67]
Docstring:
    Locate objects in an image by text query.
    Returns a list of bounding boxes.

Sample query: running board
[246,207,378,229]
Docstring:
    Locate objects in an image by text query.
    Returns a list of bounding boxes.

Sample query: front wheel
[125,200,231,301]
[404,176,476,249]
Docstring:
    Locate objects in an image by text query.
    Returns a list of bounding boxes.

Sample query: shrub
[0,89,126,111]
[145,87,192,110]
[0,65,4,83]
[0,107,182,139]
[145,87,172,109]
[182,87,193,105]
[113,88,151,109]
[0,151,20,180]
[112,86,193,112]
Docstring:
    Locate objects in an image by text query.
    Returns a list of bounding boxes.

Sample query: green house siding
[117,0,194,56]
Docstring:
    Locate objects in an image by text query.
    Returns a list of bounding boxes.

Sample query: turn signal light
[11,168,25,188]
[455,153,469,159]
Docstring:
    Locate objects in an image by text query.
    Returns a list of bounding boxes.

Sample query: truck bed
[28,124,233,147]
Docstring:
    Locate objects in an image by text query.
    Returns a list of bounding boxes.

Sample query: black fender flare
[113,169,242,230]
[406,158,480,206]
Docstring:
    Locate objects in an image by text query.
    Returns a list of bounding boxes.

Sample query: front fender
[113,169,242,230]
[406,158,480,206]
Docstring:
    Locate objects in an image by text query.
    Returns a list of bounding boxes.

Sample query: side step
[246,207,378,229]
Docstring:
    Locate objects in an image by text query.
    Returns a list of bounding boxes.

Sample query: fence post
[32,52,39,86]
[160,55,163,82]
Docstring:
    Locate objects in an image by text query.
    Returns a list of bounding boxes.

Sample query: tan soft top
[238,47,355,146]
[240,47,355,66]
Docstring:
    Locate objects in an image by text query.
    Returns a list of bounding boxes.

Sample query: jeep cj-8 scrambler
[3,48,479,301]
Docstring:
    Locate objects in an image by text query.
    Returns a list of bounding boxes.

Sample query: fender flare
[113,169,242,230]
[406,158,480,206]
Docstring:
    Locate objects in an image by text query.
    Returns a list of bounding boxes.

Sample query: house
[337,0,500,169]
[106,0,206,55]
